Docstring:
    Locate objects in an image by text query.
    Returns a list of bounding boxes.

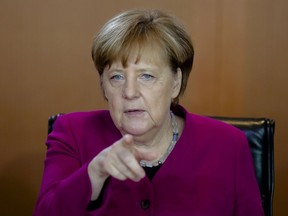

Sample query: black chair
[211,116,275,216]
[47,114,275,216]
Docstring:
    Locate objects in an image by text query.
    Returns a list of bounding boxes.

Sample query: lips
[124,109,146,116]
[124,109,144,113]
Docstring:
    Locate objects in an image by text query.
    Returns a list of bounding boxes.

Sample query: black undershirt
[143,164,162,180]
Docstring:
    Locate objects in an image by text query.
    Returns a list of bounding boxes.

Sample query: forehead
[116,42,169,69]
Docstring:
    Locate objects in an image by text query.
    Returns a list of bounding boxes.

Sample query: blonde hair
[92,9,194,104]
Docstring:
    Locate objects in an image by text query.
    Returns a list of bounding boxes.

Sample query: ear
[100,76,108,101]
[172,68,182,98]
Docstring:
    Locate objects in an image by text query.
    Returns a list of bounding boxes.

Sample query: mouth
[124,109,145,116]
[124,109,144,113]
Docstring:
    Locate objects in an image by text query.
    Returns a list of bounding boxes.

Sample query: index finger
[122,134,157,163]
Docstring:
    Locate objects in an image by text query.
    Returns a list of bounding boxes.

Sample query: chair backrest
[47,114,275,216]
[48,114,63,134]
[210,116,275,216]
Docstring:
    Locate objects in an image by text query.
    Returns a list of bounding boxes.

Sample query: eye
[140,74,155,81]
[110,74,124,81]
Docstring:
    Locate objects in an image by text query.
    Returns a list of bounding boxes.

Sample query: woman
[34,9,264,216]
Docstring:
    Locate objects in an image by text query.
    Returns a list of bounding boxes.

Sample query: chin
[121,124,150,137]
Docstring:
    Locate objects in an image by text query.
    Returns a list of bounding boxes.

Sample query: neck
[138,111,179,167]
[132,112,174,158]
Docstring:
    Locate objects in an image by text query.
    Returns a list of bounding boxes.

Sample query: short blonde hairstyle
[92,9,194,104]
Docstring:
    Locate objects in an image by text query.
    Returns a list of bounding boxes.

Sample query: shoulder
[48,109,121,150]
[52,110,117,133]
[174,105,244,136]
[174,105,247,148]
[57,109,110,121]
[189,113,245,139]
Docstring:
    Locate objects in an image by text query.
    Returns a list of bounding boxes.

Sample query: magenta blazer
[34,106,264,216]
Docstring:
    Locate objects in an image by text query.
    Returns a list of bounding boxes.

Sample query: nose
[123,77,139,99]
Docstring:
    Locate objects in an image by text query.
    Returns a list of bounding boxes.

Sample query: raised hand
[87,134,155,200]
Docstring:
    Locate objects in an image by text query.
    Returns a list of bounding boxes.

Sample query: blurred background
[0,0,287,215]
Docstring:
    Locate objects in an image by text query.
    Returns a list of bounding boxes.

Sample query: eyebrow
[106,68,124,73]
[135,68,155,73]
[108,67,157,73]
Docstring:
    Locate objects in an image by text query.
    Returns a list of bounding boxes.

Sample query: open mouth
[124,109,145,115]
[125,109,143,112]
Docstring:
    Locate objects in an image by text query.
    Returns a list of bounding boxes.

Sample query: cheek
[107,97,123,127]
[143,83,173,108]
[146,92,172,117]
[103,84,121,102]
[107,95,122,112]
[153,83,174,101]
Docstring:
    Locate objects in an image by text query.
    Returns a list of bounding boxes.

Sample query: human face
[101,53,182,138]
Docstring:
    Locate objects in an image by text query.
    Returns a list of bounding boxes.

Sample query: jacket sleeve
[234,133,264,216]
[33,115,95,216]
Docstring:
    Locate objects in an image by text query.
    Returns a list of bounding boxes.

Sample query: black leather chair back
[48,114,62,134]
[211,116,275,216]
[47,114,275,216]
